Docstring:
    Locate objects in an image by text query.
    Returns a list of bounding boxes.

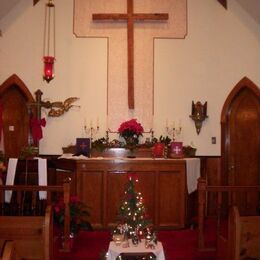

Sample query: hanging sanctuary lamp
[43,0,56,83]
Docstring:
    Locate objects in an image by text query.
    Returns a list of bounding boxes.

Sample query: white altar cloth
[185,158,200,194]
[107,239,165,260]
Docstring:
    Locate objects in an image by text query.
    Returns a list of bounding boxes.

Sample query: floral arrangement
[54,195,92,235]
[118,119,144,143]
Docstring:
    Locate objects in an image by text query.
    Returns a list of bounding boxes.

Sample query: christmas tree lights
[112,172,153,247]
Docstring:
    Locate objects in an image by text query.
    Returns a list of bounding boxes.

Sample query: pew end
[0,179,72,257]
[0,205,53,260]
[228,206,260,260]
[0,240,20,260]
[197,177,260,258]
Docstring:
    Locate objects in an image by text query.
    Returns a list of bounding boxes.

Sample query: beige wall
[0,0,259,155]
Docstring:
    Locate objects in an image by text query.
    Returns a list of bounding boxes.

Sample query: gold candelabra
[84,124,99,142]
[166,124,181,141]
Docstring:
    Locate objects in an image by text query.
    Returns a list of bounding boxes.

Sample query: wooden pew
[228,206,260,260]
[0,240,20,260]
[0,205,52,259]
[197,177,260,256]
[0,180,71,257]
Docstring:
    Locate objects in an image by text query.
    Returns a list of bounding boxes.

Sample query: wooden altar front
[55,158,199,229]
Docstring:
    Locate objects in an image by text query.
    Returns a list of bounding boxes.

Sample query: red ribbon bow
[30,117,46,142]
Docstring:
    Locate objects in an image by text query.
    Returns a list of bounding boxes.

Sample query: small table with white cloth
[107,239,165,260]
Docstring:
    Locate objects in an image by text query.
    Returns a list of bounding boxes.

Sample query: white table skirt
[107,239,165,260]
[185,158,200,194]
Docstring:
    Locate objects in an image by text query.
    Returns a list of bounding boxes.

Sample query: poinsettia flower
[118,119,144,137]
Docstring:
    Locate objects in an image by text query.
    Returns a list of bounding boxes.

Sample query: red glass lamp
[43,0,56,83]
[43,56,55,83]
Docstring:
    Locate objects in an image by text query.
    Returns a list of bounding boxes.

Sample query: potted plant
[183,144,197,157]
[19,145,39,159]
[118,119,144,157]
[53,195,92,240]
[118,118,144,146]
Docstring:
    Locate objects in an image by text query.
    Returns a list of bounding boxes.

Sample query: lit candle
[97,117,99,129]
[90,119,93,128]
[172,121,175,129]
[166,119,168,128]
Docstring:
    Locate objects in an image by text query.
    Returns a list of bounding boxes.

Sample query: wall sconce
[43,0,56,83]
[189,101,208,135]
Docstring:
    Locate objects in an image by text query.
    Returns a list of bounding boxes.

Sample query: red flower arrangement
[118,119,144,139]
[53,195,92,234]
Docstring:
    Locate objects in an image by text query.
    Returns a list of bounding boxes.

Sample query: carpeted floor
[56,223,217,260]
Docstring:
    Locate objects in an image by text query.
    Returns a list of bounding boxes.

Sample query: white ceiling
[0,0,259,24]
[0,0,21,21]
[235,0,260,24]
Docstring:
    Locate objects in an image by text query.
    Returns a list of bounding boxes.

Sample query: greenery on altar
[90,118,197,157]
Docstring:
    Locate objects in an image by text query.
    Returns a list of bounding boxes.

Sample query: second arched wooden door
[221,77,260,215]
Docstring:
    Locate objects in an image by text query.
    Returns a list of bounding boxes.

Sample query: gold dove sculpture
[47,97,80,117]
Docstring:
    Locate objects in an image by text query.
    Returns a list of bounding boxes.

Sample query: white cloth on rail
[38,158,47,200]
[185,158,200,194]
[5,158,18,203]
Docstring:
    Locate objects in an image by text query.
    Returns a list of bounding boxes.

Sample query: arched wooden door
[0,74,35,158]
[221,77,260,215]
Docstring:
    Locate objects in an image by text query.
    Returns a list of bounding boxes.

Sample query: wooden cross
[93,0,168,109]
[29,89,50,119]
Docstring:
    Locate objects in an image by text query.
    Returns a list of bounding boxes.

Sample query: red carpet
[56,224,217,260]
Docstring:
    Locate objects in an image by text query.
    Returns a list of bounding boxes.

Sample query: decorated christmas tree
[116,173,151,235]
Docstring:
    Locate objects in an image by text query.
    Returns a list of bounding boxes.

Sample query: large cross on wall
[93,0,169,109]
[74,0,187,130]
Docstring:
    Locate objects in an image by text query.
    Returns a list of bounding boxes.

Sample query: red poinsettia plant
[53,195,92,235]
[118,119,144,140]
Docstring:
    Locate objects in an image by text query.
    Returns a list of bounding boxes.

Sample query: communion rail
[0,179,71,253]
[197,177,260,252]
